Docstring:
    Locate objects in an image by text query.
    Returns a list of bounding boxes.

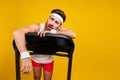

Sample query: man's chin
[47,27,52,31]
[46,28,51,31]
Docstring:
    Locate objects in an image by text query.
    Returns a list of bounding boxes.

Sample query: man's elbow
[13,30,19,36]
[13,31,16,36]
[71,33,76,39]
[13,30,22,37]
[69,30,76,39]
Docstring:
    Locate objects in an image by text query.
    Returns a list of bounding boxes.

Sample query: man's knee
[34,75,40,80]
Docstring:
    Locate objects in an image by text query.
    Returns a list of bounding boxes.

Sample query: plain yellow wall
[0,0,120,80]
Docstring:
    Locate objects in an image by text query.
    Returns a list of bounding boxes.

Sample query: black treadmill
[13,33,75,80]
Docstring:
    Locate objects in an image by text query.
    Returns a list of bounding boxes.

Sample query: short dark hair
[51,9,66,22]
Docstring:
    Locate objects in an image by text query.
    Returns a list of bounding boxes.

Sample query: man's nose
[50,21,54,25]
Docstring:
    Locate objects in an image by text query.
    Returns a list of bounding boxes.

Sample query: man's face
[45,15,62,30]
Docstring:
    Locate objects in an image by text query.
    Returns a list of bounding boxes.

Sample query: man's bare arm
[57,27,76,39]
[13,24,40,74]
[13,24,39,53]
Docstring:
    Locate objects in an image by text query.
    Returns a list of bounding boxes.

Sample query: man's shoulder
[29,23,40,27]
[27,23,40,32]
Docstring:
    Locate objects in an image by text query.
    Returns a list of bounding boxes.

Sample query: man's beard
[46,24,53,30]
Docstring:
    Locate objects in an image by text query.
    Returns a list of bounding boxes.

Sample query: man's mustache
[48,24,53,28]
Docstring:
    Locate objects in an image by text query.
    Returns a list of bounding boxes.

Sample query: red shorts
[32,60,54,72]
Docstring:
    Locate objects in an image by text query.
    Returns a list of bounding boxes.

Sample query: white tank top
[31,23,54,64]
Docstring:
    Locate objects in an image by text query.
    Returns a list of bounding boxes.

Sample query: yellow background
[0,0,120,80]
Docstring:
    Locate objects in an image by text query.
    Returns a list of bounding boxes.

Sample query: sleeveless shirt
[31,23,54,64]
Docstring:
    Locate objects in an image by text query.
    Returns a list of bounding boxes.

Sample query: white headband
[51,13,63,23]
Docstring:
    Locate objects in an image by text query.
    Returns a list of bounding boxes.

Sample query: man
[13,9,76,80]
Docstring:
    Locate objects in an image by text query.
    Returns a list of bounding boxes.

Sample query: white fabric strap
[50,29,57,34]
[51,13,63,23]
[40,23,45,32]
[20,52,30,59]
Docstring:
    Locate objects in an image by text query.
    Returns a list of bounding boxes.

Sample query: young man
[13,9,76,80]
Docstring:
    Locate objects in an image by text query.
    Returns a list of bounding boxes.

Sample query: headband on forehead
[50,13,63,23]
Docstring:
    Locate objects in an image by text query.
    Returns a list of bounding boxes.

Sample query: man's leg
[43,61,54,80]
[43,70,53,80]
[32,60,42,80]
[33,67,42,80]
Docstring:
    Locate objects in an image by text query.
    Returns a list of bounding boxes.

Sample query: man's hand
[37,31,50,37]
[21,58,32,74]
